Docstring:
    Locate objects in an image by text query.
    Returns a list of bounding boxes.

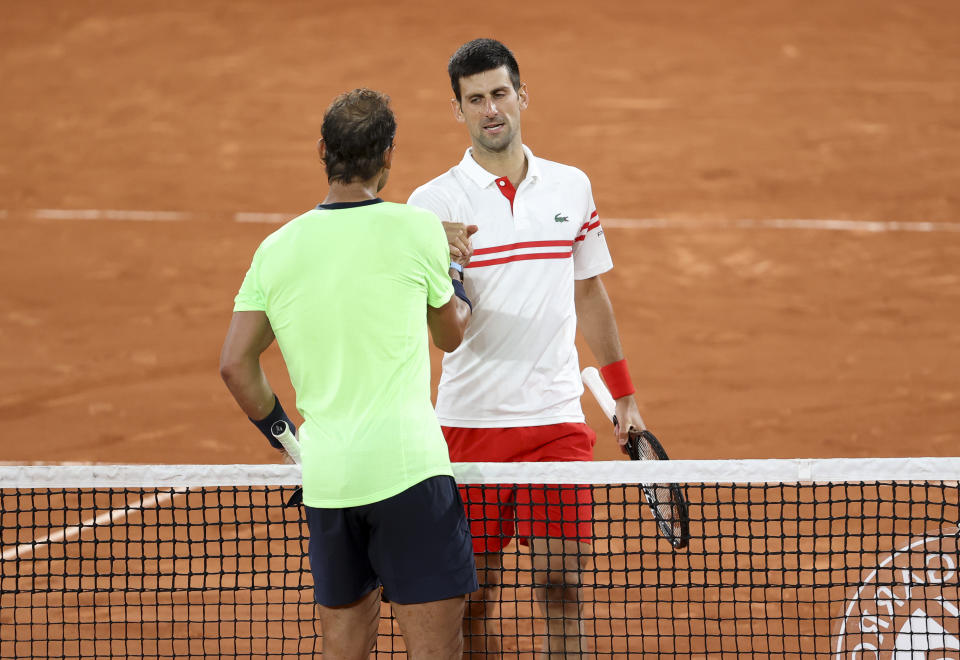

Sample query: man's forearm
[220,310,279,421]
[575,275,625,365]
[576,275,646,436]
[220,358,276,420]
[427,294,472,352]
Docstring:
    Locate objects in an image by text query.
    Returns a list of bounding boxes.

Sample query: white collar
[457,144,540,188]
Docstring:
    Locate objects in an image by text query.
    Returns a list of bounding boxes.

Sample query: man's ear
[517,83,529,112]
[450,97,465,123]
[317,138,326,160]
[383,142,396,169]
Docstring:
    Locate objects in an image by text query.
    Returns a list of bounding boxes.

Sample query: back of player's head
[321,88,396,184]
[448,38,521,103]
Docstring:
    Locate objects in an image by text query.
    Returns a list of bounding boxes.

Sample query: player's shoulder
[256,209,315,250]
[370,202,445,247]
[381,200,441,224]
[408,167,463,204]
[532,152,592,186]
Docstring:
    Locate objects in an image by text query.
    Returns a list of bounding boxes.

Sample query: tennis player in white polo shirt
[408,39,648,658]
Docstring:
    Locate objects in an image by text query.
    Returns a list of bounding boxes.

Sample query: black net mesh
[2,469,958,658]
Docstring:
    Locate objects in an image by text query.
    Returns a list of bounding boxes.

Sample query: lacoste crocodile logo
[554,213,568,223]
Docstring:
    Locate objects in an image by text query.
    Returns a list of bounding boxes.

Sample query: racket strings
[630,430,691,548]
[646,485,685,531]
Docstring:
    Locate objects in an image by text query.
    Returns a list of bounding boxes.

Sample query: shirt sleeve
[233,246,267,312]
[420,211,455,309]
[572,174,614,280]
[408,184,455,223]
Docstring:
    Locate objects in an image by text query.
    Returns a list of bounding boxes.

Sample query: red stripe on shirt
[575,219,602,240]
[578,212,598,232]
[467,251,573,268]
[473,240,573,256]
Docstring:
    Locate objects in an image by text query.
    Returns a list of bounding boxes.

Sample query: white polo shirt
[408,145,613,428]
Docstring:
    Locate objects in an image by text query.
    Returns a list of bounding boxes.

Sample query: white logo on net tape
[835,527,960,659]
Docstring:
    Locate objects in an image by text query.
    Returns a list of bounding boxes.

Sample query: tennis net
[2,459,959,658]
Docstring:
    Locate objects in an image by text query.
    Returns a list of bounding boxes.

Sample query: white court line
[742,218,960,233]
[234,211,290,224]
[2,208,959,232]
[0,461,99,466]
[232,214,960,232]
[601,217,677,229]
[1,488,184,561]
[602,217,960,232]
[32,209,190,222]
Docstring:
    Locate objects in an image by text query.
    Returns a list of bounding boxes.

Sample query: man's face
[452,66,528,153]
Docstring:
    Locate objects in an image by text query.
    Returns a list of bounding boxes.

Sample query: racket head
[626,428,669,461]
[627,429,691,550]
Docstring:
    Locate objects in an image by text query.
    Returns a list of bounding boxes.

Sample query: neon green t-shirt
[233,199,455,508]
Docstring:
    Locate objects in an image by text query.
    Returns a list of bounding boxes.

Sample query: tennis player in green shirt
[220,89,477,659]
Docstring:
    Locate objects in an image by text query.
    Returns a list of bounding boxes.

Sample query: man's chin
[475,136,512,153]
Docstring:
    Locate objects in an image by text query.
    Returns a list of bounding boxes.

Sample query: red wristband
[600,359,635,400]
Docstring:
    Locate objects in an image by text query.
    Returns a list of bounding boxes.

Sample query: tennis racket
[581,367,690,549]
[270,420,304,507]
[270,420,302,465]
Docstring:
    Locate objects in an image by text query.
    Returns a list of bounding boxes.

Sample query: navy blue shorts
[305,475,478,607]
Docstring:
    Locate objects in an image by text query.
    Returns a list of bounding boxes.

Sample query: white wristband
[449,261,464,274]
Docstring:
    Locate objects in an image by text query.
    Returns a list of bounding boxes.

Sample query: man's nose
[482,98,498,116]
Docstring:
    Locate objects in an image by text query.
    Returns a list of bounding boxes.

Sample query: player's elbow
[427,298,471,352]
[219,353,246,387]
[219,361,237,387]
[431,317,467,352]
[433,327,465,352]
[434,338,459,352]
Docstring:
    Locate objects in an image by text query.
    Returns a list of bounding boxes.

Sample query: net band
[2,456,960,487]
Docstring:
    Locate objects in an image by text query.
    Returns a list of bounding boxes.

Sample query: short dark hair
[320,89,396,184]
[448,38,521,103]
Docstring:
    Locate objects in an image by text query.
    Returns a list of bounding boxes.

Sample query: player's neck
[471,140,528,188]
[322,177,382,204]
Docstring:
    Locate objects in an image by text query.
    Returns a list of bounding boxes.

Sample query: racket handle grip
[270,420,302,465]
[581,366,617,423]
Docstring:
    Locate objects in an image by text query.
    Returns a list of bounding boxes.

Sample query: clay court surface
[1,2,959,656]
[1,0,958,464]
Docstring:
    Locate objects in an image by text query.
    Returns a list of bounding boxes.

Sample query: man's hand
[443,221,479,267]
[613,396,646,455]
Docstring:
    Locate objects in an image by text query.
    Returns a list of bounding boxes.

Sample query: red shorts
[442,423,596,554]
